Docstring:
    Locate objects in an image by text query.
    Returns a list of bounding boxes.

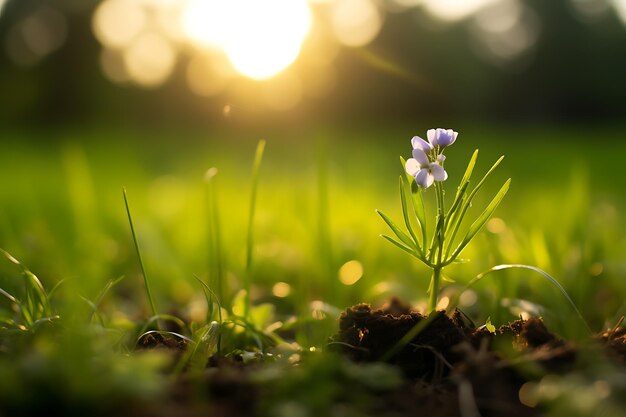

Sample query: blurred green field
[1,124,625,336]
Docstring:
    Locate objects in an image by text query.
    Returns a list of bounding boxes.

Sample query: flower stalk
[378,128,510,314]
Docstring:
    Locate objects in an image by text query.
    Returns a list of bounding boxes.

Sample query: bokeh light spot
[518,382,539,407]
[339,260,364,285]
[331,0,383,47]
[272,282,291,298]
[5,6,67,67]
[487,217,507,234]
[123,31,176,87]
[93,0,146,49]
[422,0,499,22]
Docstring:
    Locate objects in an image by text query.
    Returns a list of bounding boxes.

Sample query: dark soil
[328,298,626,417]
[132,298,626,417]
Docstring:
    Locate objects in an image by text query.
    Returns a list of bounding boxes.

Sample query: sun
[183,0,312,80]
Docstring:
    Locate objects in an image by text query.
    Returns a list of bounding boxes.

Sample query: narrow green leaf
[376,210,417,250]
[399,176,422,254]
[244,139,266,319]
[188,321,220,373]
[123,188,158,322]
[80,295,105,326]
[193,274,223,323]
[380,234,418,258]
[446,150,478,223]
[0,287,18,304]
[444,156,505,258]
[410,184,428,249]
[446,179,510,264]
[139,314,187,336]
[463,264,592,335]
[459,150,479,189]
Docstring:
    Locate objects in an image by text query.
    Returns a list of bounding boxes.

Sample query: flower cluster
[405,128,458,188]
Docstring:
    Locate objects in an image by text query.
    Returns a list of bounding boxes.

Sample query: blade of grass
[1,248,50,323]
[443,156,505,258]
[205,168,226,308]
[86,275,125,323]
[376,210,418,250]
[139,314,188,336]
[399,176,422,255]
[244,140,266,318]
[448,264,591,335]
[445,179,511,264]
[445,150,478,226]
[380,234,422,261]
[193,273,223,354]
[123,188,158,324]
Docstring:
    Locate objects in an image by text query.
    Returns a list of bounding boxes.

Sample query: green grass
[1,123,625,413]
[1,125,624,327]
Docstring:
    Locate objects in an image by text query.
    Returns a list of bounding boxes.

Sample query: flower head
[427,128,458,149]
[405,148,448,188]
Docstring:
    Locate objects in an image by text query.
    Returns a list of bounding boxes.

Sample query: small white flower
[405,148,447,188]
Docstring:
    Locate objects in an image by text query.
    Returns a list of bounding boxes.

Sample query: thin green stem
[427,182,446,313]
[123,188,158,323]
[244,140,266,318]
[427,267,442,313]
[206,168,225,307]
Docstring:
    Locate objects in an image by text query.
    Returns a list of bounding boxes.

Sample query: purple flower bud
[427,128,458,148]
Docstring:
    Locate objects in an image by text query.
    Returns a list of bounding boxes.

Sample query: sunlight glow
[331,0,383,47]
[182,0,312,80]
[612,0,626,24]
[182,0,232,48]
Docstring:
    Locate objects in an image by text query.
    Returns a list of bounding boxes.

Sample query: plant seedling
[378,128,510,313]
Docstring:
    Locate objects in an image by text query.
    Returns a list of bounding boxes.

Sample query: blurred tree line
[1,0,626,130]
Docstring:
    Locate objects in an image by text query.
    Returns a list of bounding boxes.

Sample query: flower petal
[412,148,430,166]
[405,158,420,176]
[448,130,458,146]
[430,163,448,182]
[415,168,434,188]
[437,154,446,163]
[411,136,432,153]
[427,129,437,146]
